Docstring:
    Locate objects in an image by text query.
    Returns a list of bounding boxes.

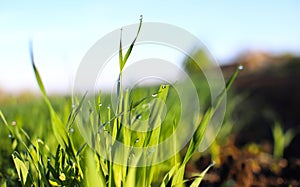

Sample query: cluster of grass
[0,18,242,187]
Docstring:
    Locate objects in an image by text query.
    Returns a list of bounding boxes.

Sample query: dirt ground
[186,136,300,187]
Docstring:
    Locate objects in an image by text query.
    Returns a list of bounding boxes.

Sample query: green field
[1,19,300,186]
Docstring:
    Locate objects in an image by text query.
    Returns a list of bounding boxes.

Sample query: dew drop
[136,115,142,120]
[72,104,77,109]
[8,134,12,139]
[99,103,102,107]
[152,93,158,98]
[11,121,16,126]
[162,84,167,89]
[47,158,51,162]
[140,15,143,20]
[128,152,135,161]
[135,138,140,143]
[70,128,74,133]
[238,65,244,70]
[107,105,110,110]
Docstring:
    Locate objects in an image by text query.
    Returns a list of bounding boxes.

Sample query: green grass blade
[189,162,215,187]
[119,15,143,72]
[124,167,137,187]
[119,29,124,72]
[160,163,179,187]
[0,110,15,138]
[85,149,106,187]
[122,16,143,67]
[12,152,29,185]
[0,110,9,127]
[144,85,169,147]
[66,92,87,131]
[226,65,243,92]
[30,42,69,149]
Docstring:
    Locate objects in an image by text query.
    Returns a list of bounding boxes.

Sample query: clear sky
[1,1,300,93]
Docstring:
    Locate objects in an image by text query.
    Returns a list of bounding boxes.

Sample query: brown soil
[186,137,300,187]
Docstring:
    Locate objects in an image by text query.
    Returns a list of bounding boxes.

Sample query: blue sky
[0,1,300,93]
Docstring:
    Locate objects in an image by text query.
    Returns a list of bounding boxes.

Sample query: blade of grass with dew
[144,85,169,147]
[66,92,87,132]
[172,65,243,186]
[133,85,170,187]
[107,16,144,187]
[147,84,170,186]
[3,115,41,179]
[13,125,55,185]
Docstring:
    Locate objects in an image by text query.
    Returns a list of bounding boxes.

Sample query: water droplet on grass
[135,138,140,143]
[136,115,142,120]
[152,93,158,97]
[72,104,77,109]
[107,105,110,110]
[11,121,16,126]
[70,128,74,133]
[128,152,135,161]
[8,134,12,139]
[238,65,244,70]
[162,84,167,89]
[47,158,51,162]
[99,103,102,107]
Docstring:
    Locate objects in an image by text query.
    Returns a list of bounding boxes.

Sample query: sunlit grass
[0,17,242,187]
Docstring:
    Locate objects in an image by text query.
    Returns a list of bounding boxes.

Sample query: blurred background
[0,1,299,93]
[1,1,300,186]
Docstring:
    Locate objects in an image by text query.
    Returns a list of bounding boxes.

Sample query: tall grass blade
[30,42,69,149]
[122,15,143,67]
[119,15,143,72]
